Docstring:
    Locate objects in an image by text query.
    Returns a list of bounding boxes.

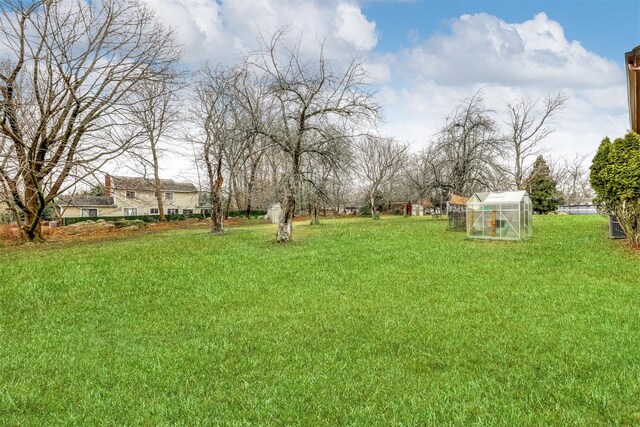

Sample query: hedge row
[61,210,269,226]
[61,214,205,226]
[227,210,267,218]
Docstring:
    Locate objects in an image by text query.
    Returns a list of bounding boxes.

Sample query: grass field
[1,215,639,425]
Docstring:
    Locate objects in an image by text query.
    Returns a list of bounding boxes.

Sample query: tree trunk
[20,185,46,242]
[211,158,224,234]
[370,190,379,220]
[233,173,245,214]
[276,190,295,242]
[310,198,320,225]
[224,186,232,220]
[211,198,223,234]
[515,149,523,190]
[150,137,166,221]
[154,180,165,221]
[245,162,258,218]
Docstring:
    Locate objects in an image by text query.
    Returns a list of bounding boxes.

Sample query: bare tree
[128,78,182,221]
[239,134,271,217]
[353,135,408,219]
[403,145,449,213]
[302,133,351,225]
[0,0,181,242]
[190,65,246,234]
[251,31,381,242]
[431,90,503,196]
[553,153,593,205]
[503,92,567,189]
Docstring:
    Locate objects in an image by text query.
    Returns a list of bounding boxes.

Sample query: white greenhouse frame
[466,191,533,241]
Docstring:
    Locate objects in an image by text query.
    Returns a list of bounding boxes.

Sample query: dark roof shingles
[58,196,115,207]
[111,176,198,193]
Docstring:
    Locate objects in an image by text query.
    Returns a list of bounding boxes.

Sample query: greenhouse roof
[469,191,528,204]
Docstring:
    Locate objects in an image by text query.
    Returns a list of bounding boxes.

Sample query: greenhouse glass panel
[466,191,533,241]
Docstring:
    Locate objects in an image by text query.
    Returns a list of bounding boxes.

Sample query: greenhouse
[466,191,533,241]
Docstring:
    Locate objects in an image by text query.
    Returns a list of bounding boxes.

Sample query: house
[388,201,412,215]
[422,199,444,215]
[626,45,640,133]
[557,203,598,215]
[57,175,202,218]
[344,206,362,215]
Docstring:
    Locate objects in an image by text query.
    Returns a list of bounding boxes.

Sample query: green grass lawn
[1,215,639,425]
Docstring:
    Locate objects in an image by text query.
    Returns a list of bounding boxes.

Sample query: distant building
[557,203,598,215]
[57,175,203,218]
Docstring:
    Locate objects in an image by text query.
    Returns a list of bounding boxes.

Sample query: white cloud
[378,12,629,158]
[397,12,621,88]
[143,0,378,65]
[335,3,378,50]
[138,4,628,176]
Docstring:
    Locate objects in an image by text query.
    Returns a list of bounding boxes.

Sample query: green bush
[525,155,563,214]
[62,213,206,226]
[226,210,267,218]
[590,131,640,246]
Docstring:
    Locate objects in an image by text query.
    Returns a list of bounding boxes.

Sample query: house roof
[58,195,115,207]
[449,193,469,205]
[110,176,198,193]
[626,45,640,133]
[420,199,434,209]
[471,192,491,202]
[469,191,529,204]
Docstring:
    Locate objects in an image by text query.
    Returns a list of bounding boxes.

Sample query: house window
[167,208,179,215]
[150,208,159,215]
[126,191,136,199]
[123,208,138,216]
[183,209,193,216]
[164,192,174,201]
[81,208,98,218]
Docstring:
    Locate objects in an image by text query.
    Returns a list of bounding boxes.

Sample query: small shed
[466,191,533,241]
[267,203,282,224]
[447,193,469,231]
[389,201,412,216]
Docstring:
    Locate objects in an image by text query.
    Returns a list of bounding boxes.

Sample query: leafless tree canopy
[127,77,183,221]
[429,90,503,196]
[189,64,249,234]
[0,0,181,241]
[503,92,567,189]
[249,31,382,241]
[551,153,594,205]
[353,135,408,219]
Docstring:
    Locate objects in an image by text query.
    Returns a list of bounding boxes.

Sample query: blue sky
[363,0,639,61]
[138,0,639,177]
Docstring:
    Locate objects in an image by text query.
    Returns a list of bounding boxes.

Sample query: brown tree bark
[310,198,320,225]
[245,161,260,218]
[210,158,224,234]
[277,192,295,242]
[370,190,379,220]
[151,138,166,221]
[20,183,45,242]
[277,174,296,242]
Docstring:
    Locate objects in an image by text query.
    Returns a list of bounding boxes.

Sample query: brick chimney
[105,174,111,197]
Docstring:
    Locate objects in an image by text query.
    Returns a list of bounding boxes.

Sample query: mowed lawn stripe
[1,215,639,425]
